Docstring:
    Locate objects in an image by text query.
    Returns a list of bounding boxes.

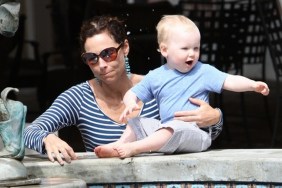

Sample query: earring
[125,56,131,78]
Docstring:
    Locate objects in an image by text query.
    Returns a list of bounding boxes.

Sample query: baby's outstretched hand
[255,81,270,96]
[119,103,140,122]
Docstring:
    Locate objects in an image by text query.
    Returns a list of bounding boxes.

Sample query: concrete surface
[22,149,282,184]
[2,178,86,188]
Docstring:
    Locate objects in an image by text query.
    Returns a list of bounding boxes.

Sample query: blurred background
[1,0,282,151]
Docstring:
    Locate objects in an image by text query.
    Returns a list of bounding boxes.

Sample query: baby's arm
[223,75,269,96]
[119,90,141,122]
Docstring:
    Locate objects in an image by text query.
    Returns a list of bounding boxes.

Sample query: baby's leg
[116,127,173,158]
[118,125,137,143]
[94,125,137,158]
[158,120,211,153]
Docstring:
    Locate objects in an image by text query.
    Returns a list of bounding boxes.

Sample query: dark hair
[79,15,127,53]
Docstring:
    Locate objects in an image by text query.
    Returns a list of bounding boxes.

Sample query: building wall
[23,0,277,81]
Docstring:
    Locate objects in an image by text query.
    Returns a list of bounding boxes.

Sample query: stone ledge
[22,149,282,184]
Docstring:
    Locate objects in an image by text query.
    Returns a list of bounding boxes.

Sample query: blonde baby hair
[156,15,200,46]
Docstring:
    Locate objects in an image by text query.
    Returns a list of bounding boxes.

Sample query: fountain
[0,88,87,187]
[0,87,41,186]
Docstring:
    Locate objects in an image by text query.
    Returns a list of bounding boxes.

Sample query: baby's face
[165,26,201,73]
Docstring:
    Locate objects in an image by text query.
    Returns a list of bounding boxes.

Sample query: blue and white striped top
[24,81,222,154]
[24,81,159,153]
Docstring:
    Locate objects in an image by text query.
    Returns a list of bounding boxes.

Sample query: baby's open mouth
[186,60,193,65]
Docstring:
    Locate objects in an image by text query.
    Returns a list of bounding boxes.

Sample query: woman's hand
[43,134,77,166]
[174,97,220,127]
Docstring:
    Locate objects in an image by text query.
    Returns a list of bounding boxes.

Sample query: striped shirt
[24,81,222,154]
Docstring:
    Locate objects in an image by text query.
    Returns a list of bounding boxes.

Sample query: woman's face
[84,32,129,84]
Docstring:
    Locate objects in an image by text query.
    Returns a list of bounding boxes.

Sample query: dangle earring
[125,56,131,78]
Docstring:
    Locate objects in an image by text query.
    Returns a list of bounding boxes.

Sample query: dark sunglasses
[81,43,123,65]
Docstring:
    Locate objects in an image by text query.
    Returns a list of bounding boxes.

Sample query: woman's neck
[92,74,134,101]
[89,73,143,123]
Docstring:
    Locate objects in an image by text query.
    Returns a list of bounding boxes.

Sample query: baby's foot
[94,145,119,158]
[116,144,137,158]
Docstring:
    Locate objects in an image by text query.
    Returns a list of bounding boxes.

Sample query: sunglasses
[81,43,123,65]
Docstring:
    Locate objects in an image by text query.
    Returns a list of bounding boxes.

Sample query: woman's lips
[100,71,113,76]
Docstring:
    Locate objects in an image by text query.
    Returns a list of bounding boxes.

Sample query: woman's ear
[123,39,130,56]
[159,42,167,57]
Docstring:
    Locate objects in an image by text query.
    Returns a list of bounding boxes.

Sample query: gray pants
[128,117,211,154]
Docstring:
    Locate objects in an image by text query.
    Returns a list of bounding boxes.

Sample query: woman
[24,15,223,166]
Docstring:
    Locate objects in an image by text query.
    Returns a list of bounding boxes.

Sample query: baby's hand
[254,81,270,96]
[119,103,140,122]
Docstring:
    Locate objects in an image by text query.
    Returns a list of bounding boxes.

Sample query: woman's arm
[24,104,77,165]
[24,85,84,165]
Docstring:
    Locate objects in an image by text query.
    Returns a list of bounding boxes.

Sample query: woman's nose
[98,58,108,68]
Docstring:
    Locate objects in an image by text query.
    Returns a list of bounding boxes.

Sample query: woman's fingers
[44,134,77,165]
[174,97,220,127]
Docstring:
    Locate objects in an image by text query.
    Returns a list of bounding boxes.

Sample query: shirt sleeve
[131,72,155,102]
[203,64,228,94]
[210,108,223,140]
[24,85,83,154]
[200,108,223,140]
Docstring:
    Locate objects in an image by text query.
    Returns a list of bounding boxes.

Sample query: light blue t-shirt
[131,61,228,123]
